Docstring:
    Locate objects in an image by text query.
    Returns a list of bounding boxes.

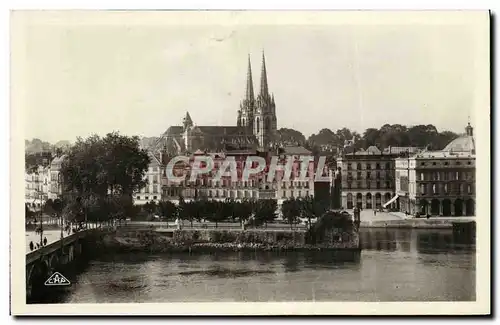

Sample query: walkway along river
[29,227,475,303]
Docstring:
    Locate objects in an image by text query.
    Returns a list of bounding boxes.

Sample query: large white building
[394,123,475,216]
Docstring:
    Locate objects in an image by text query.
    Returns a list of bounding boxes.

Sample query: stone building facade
[337,146,418,210]
[395,123,476,216]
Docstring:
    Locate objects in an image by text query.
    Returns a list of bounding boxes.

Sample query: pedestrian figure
[36,243,40,249]
[374,210,377,216]
[29,241,34,251]
[43,237,47,246]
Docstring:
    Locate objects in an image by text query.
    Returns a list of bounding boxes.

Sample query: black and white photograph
[9,10,490,315]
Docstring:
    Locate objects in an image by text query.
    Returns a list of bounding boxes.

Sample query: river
[42,228,475,303]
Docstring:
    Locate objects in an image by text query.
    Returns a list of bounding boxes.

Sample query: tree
[158,201,178,221]
[298,196,328,229]
[276,128,307,146]
[25,203,34,221]
[204,200,227,228]
[61,132,150,224]
[311,210,354,243]
[253,199,277,228]
[234,198,254,226]
[142,200,158,217]
[282,198,300,229]
[221,199,235,223]
[43,198,55,216]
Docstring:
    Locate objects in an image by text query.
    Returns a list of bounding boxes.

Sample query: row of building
[25,52,476,217]
[336,123,476,216]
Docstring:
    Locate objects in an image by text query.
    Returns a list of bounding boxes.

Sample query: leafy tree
[43,198,55,216]
[282,198,300,229]
[158,200,178,221]
[234,198,254,226]
[276,128,307,146]
[142,200,158,217]
[298,196,328,229]
[25,203,34,220]
[311,210,354,243]
[253,199,277,228]
[60,132,150,223]
[220,199,235,223]
[204,200,226,228]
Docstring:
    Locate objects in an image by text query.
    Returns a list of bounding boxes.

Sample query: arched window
[357,163,362,170]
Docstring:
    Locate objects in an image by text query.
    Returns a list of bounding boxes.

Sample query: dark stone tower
[237,55,255,132]
[253,51,277,149]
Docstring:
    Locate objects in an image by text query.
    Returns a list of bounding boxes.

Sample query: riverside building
[394,123,476,217]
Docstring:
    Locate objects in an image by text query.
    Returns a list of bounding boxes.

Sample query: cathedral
[156,52,278,155]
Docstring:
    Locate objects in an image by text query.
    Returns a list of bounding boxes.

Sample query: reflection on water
[43,228,475,303]
[360,228,476,254]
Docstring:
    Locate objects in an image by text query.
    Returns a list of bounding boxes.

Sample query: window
[145,186,149,193]
[367,172,371,179]
[444,184,448,194]
[386,181,391,188]
[347,182,352,189]
[145,196,149,200]
[467,161,472,165]
[357,171,361,179]
[153,196,157,200]
[432,162,436,166]
[366,181,371,189]
[376,182,380,189]
[153,186,158,194]
[347,163,352,170]
[444,162,449,166]
[376,172,380,179]
[420,172,424,181]
[366,164,371,170]
[357,163,361,170]
[385,162,390,170]
[376,163,381,169]
[421,184,426,195]
[421,162,425,166]
[432,184,436,194]
[456,162,461,165]
[136,196,141,200]
[357,181,362,188]
[468,184,472,194]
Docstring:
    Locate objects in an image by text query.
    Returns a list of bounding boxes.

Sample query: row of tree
[277,124,460,153]
[138,195,333,229]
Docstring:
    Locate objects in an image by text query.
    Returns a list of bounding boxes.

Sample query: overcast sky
[15,11,488,143]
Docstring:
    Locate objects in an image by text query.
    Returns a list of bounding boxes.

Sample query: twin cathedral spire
[237,52,277,149]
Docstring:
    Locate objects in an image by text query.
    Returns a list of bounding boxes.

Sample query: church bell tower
[253,51,277,150]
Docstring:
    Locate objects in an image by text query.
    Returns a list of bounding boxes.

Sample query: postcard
[10,10,490,315]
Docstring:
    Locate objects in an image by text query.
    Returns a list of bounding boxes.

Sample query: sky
[14,11,489,143]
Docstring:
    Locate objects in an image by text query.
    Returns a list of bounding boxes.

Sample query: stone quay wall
[102,226,360,253]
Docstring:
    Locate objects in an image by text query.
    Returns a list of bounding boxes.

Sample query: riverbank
[359,218,475,229]
[102,227,360,254]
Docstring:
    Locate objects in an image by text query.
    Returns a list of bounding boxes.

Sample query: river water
[47,228,475,303]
